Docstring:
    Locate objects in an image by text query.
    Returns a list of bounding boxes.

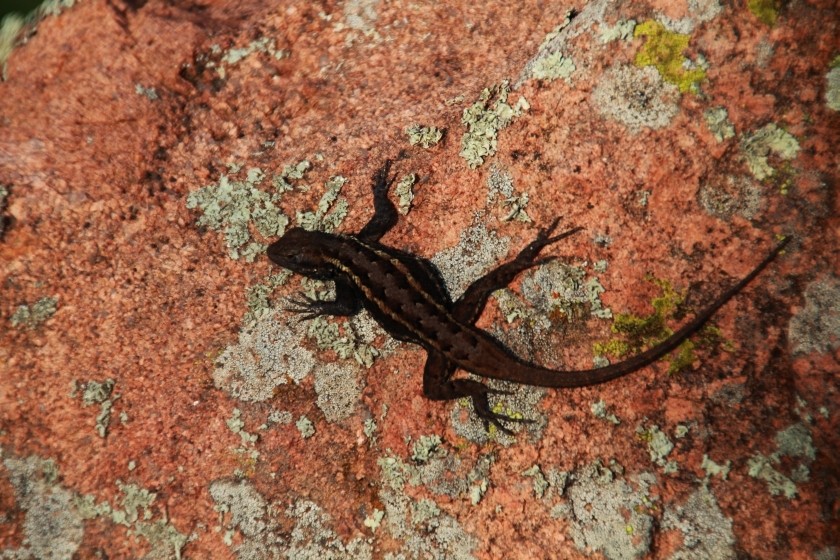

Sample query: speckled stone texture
[1,1,837,559]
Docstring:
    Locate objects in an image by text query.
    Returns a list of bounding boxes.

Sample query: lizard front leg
[358,159,400,242]
[453,219,582,324]
[286,275,362,320]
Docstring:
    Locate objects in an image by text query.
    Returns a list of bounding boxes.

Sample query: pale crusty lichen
[460,81,529,168]
[186,168,289,262]
[703,106,735,142]
[314,362,363,422]
[827,59,840,111]
[592,64,680,133]
[788,275,840,355]
[747,422,816,499]
[430,220,510,299]
[405,124,443,148]
[662,485,736,560]
[698,174,763,220]
[740,123,800,181]
[10,295,58,329]
[213,310,316,402]
[553,460,656,560]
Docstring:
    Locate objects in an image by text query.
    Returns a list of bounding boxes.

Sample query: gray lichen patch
[662,484,735,560]
[638,424,678,474]
[296,175,348,232]
[394,173,416,215]
[314,362,363,422]
[431,220,510,299]
[78,378,118,438]
[592,64,681,133]
[747,422,816,499]
[377,455,480,559]
[460,81,529,168]
[213,310,316,402]
[2,451,84,560]
[486,164,532,223]
[296,415,315,438]
[599,19,637,43]
[703,106,735,142]
[2,449,187,560]
[520,260,613,320]
[186,169,289,262]
[405,124,443,148]
[788,275,840,355]
[554,460,655,560]
[827,60,840,111]
[209,479,372,559]
[10,295,58,329]
[530,51,576,82]
[740,123,800,180]
[697,174,762,220]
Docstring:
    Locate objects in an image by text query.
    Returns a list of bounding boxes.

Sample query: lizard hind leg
[454,379,533,436]
[453,220,583,325]
[423,352,531,435]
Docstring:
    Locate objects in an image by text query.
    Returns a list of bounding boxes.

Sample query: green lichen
[405,124,443,148]
[460,81,529,168]
[531,51,576,82]
[634,20,706,93]
[599,19,637,43]
[296,175,348,232]
[747,422,815,499]
[186,169,289,262]
[590,399,621,425]
[701,454,731,479]
[243,272,290,324]
[394,173,416,215]
[521,465,550,498]
[740,123,800,181]
[296,415,315,438]
[638,424,677,472]
[703,107,735,142]
[78,378,117,438]
[410,435,443,463]
[593,277,704,374]
[748,0,779,26]
[828,60,840,111]
[10,295,58,329]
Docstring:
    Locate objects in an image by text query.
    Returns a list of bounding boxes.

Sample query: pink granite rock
[1,1,837,558]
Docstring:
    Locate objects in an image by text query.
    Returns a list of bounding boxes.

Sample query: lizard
[267,159,790,433]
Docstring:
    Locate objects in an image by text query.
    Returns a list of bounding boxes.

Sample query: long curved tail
[485,237,791,388]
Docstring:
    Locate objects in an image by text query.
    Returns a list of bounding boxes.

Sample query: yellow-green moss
[748,0,778,26]
[593,277,726,374]
[633,20,706,93]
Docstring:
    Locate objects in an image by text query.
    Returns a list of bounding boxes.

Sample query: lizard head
[267,227,338,280]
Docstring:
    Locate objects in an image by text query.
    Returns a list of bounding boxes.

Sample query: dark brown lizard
[268,159,790,433]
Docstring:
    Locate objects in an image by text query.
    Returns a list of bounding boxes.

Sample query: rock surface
[1,1,837,558]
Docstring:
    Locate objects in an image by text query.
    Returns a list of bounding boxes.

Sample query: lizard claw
[284,294,328,321]
[470,388,534,436]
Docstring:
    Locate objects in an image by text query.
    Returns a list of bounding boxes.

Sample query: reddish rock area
[1,1,837,559]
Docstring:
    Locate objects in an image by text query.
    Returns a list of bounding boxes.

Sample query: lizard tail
[489,236,791,388]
